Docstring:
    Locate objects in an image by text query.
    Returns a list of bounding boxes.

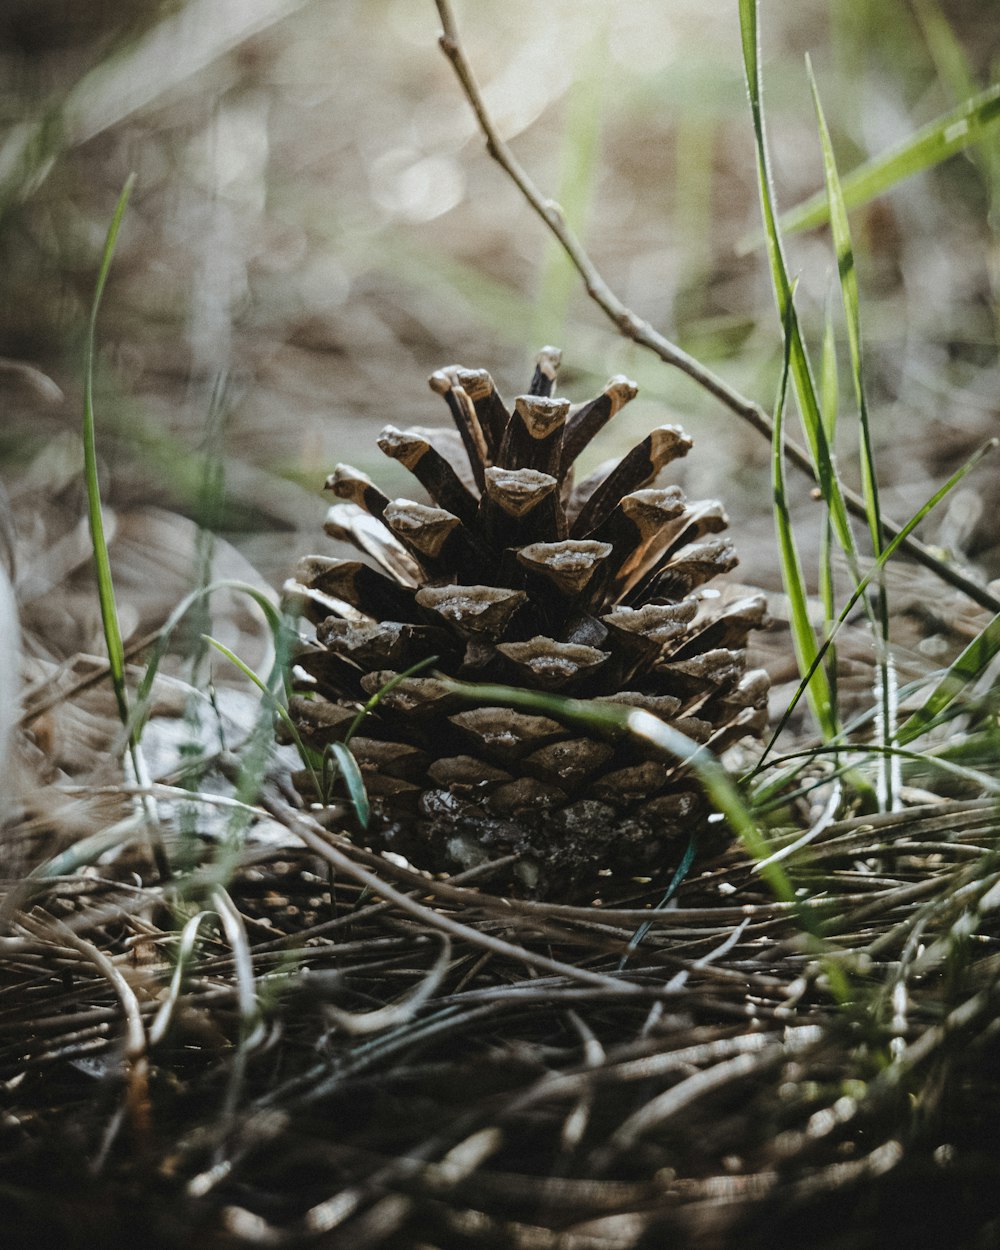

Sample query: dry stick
[433,0,1000,617]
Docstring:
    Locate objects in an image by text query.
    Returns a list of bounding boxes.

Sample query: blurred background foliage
[0,0,997,616]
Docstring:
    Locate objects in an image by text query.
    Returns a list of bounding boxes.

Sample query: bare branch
[433,0,1000,615]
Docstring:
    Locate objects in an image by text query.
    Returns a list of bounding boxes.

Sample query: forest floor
[2,2,1000,1247]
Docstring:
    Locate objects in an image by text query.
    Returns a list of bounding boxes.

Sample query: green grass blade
[913,0,1000,255]
[739,0,857,567]
[809,57,895,807]
[819,289,839,446]
[83,174,135,729]
[758,740,1000,798]
[914,0,979,106]
[148,910,212,1047]
[818,295,840,707]
[343,655,440,744]
[203,626,373,827]
[897,610,1000,745]
[326,741,370,829]
[132,578,288,734]
[808,58,883,554]
[201,633,290,723]
[763,438,997,750]
[779,80,1000,236]
[620,834,699,964]
[771,286,837,742]
[201,632,322,796]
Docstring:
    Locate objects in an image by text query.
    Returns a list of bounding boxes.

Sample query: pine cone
[287,348,769,900]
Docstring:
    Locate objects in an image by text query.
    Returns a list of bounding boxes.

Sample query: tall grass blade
[818,294,840,706]
[83,174,135,729]
[82,174,169,874]
[809,57,895,808]
[779,81,1000,235]
[738,1,857,568]
[819,290,839,446]
[808,59,883,555]
[772,287,837,740]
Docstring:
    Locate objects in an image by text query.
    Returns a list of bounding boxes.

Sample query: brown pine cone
[286,348,769,900]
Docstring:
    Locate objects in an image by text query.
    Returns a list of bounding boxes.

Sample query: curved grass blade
[201,613,384,829]
[325,741,370,830]
[343,654,440,745]
[129,578,289,744]
[201,632,322,797]
[83,173,135,729]
[779,81,1000,236]
[202,628,374,827]
[897,610,1000,746]
[148,910,213,1047]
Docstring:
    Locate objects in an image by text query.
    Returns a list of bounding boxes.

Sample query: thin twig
[433,0,1000,616]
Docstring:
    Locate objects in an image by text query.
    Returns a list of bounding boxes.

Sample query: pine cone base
[404,789,711,898]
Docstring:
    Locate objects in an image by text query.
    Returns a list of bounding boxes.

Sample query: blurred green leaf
[534,16,609,343]
[780,81,1000,235]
